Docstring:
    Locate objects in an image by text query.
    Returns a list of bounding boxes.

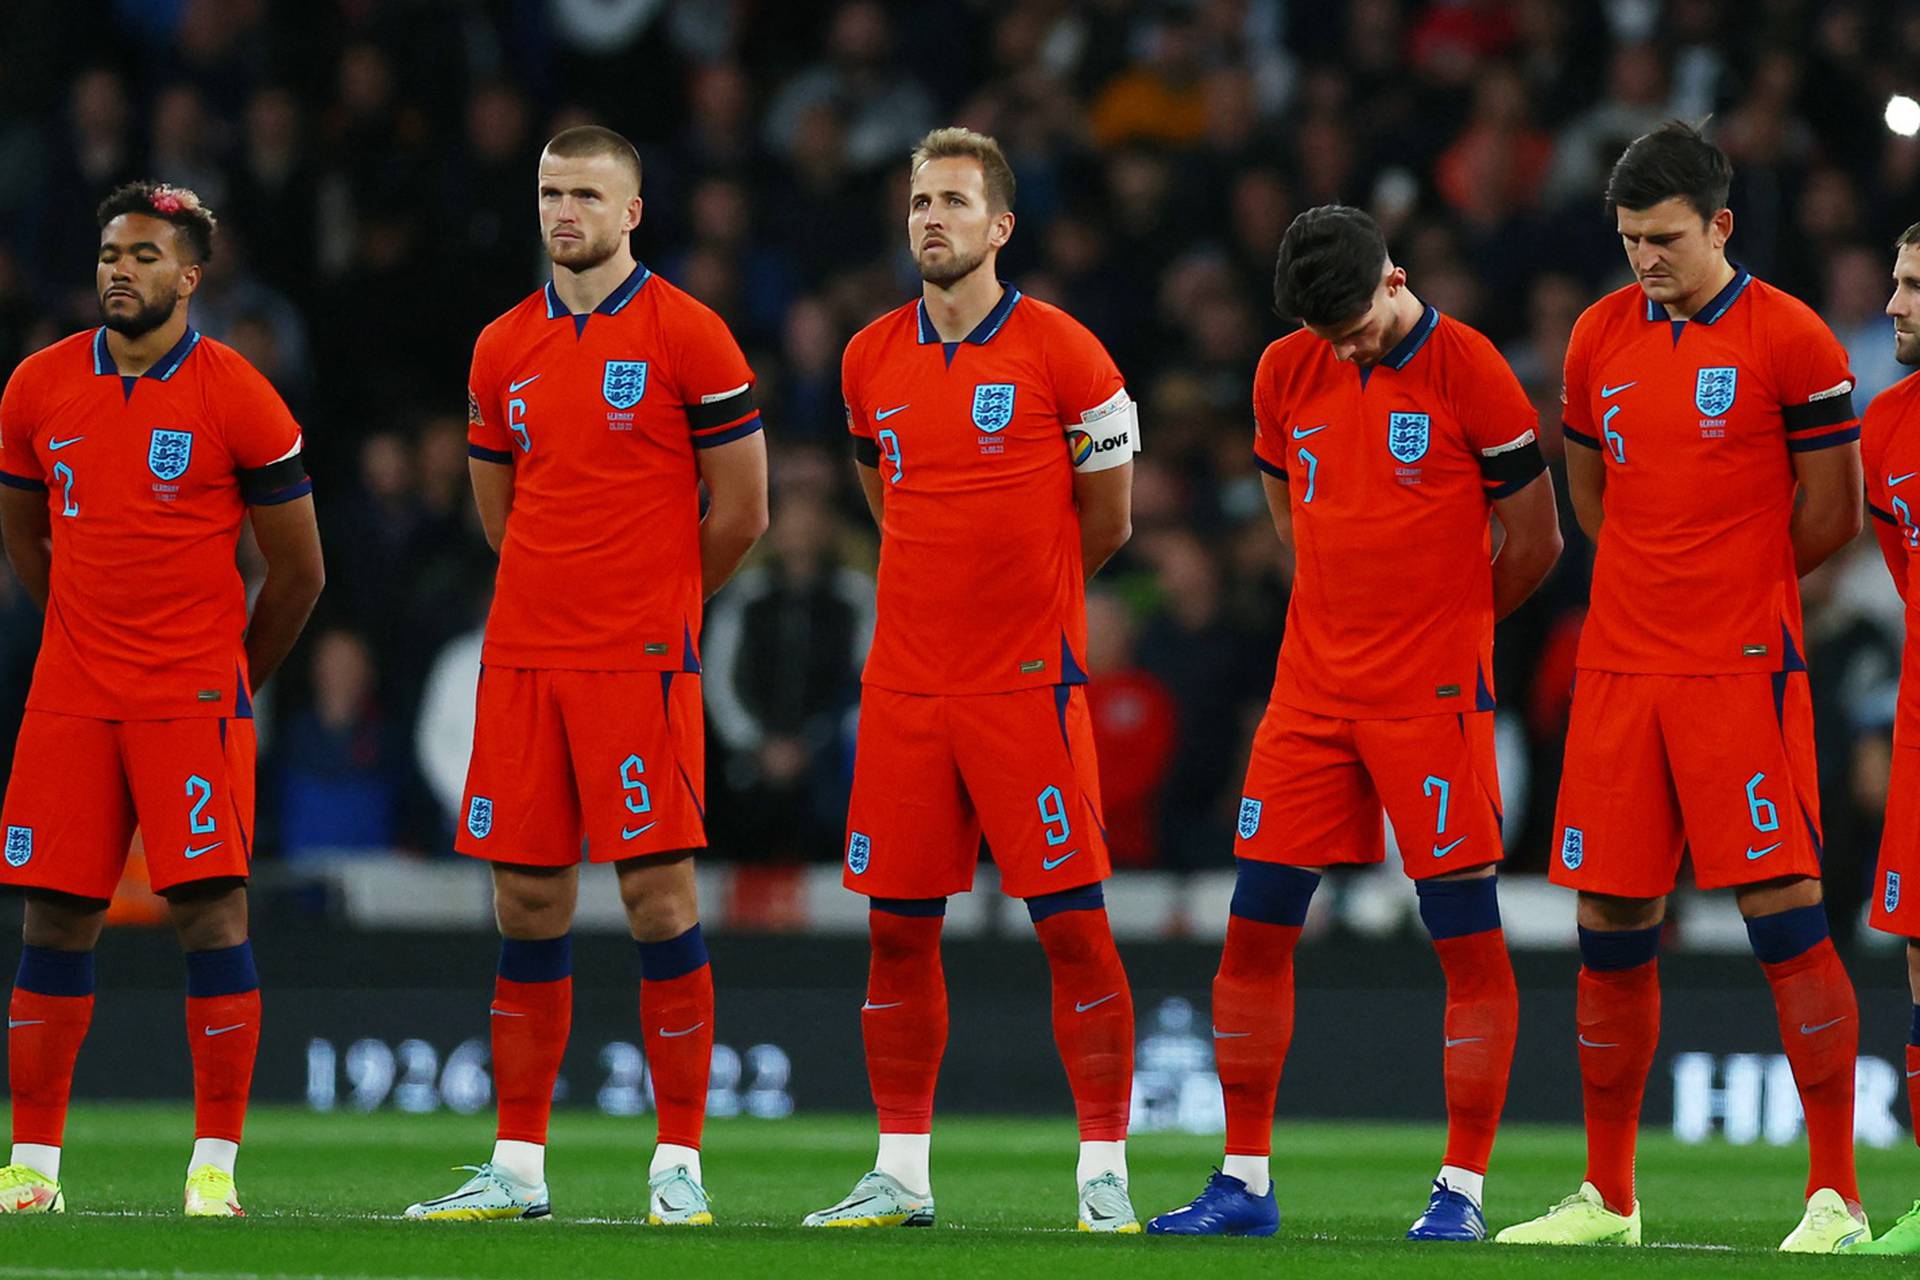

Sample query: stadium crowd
[0,0,1914,932]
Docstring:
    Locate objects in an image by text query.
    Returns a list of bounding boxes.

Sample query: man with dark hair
[1848,219,1920,1256]
[805,126,1142,1233]
[1499,121,1869,1253]
[0,181,324,1217]
[403,127,768,1225]
[1148,205,1561,1241]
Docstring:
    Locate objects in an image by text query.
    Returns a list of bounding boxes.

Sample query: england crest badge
[148,429,193,481]
[1237,798,1263,840]
[4,825,30,868]
[972,383,1015,433]
[1888,870,1903,914]
[1388,412,1430,464]
[1561,826,1585,870]
[847,832,871,875]
[603,360,648,409]
[1696,366,1737,417]
[466,796,494,839]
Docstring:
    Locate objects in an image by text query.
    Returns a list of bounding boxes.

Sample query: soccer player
[1850,221,1920,1256]
[403,127,767,1224]
[802,127,1141,1233]
[1497,122,1868,1253]
[1146,207,1562,1242]
[0,182,324,1216]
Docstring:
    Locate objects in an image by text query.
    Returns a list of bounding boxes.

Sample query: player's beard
[99,282,181,339]
[1898,328,1920,367]
[547,226,622,273]
[916,240,988,289]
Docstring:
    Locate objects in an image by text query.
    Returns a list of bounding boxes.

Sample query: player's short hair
[910,127,1016,214]
[1605,120,1732,222]
[1272,205,1387,327]
[96,181,217,264]
[543,125,643,192]
[1897,221,1920,250]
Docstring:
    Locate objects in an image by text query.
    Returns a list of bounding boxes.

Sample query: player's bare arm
[695,428,768,599]
[0,485,51,610]
[1260,472,1293,550]
[1073,461,1131,580]
[1489,470,1563,620]
[243,493,324,691]
[1788,441,1863,576]
[853,459,884,527]
[1563,438,1605,541]
[468,456,513,554]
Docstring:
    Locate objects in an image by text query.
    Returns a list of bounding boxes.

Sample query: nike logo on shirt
[46,436,84,451]
[8,1019,45,1029]
[1578,1035,1619,1048]
[875,405,909,420]
[184,842,223,859]
[1745,842,1782,860]
[508,375,541,393]
[1075,993,1119,1013]
[1892,472,1919,487]
[1432,837,1467,858]
[1041,849,1078,871]
[623,822,658,840]
[1799,1017,1847,1035]
[1290,424,1328,439]
[659,1022,706,1038]
[1600,382,1637,398]
[862,1000,903,1011]
[1212,1029,1252,1039]
[489,1008,526,1018]
[203,1023,248,1037]
[1444,1036,1484,1048]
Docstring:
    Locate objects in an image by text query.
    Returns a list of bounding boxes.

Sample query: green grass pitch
[3,1106,1916,1277]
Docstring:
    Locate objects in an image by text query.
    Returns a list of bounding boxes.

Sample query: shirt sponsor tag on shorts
[1435,684,1461,698]
[643,643,669,655]
[1020,659,1045,673]
[196,689,220,702]
[1742,644,1768,656]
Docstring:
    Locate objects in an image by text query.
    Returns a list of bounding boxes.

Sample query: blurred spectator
[1085,591,1176,869]
[1822,243,1906,406]
[274,629,404,856]
[704,486,874,862]
[1090,12,1209,147]
[764,1,936,173]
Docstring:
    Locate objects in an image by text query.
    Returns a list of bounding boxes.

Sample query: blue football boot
[1146,1169,1279,1237]
[1407,1179,1487,1241]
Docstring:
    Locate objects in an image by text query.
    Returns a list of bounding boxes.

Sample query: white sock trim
[489,1138,545,1187]
[875,1131,931,1197]
[650,1142,702,1184]
[1437,1164,1484,1209]
[10,1144,58,1182]
[188,1138,238,1178]
[1076,1140,1127,1187]
[1221,1154,1269,1197]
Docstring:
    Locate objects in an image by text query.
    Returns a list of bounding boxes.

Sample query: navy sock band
[1577,923,1661,972]
[1229,860,1319,927]
[16,944,95,997]
[498,934,572,984]
[637,923,709,981]
[1744,903,1828,966]
[871,896,948,918]
[184,941,259,997]
[1025,883,1104,923]
[1415,875,1503,941]
[1909,1004,1919,1046]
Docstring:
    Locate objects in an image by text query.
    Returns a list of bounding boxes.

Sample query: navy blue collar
[1644,263,1751,325]
[1377,303,1440,371]
[545,262,651,321]
[916,285,1022,346]
[92,325,201,381]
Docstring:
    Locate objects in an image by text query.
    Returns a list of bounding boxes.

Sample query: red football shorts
[1234,700,1502,876]
[844,684,1110,900]
[1552,670,1822,896]
[0,711,255,900]
[455,667,705,865]
[1871,742,1920,938]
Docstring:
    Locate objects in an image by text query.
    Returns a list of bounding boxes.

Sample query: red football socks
[1758,937,1859,1201]
[185,989,261,1143]
[491,973,572,1144]
[1432,929,1518,1175]
[1033,906,1134,1142]
[640,965,714,1150]
[863,909,948,1133]
[1577,958,1660,1215]
[7,987,93,1148]
[1212,915,1301,1157]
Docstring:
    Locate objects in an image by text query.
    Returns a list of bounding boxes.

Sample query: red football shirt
[0,326,309,719]
[1864,371,1920,747]
[1252,305,1543,719]
[468,264,760,671]
[1563,268,1859,674]
[844,289,1132,695]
